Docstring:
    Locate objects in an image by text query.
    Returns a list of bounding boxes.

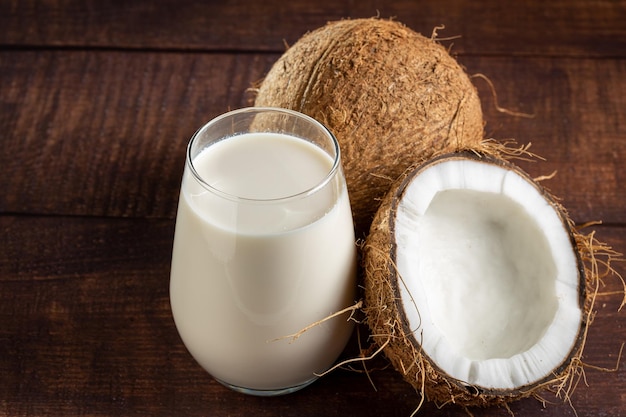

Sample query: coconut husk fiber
[254,18,484,239]
[362,151,624,410]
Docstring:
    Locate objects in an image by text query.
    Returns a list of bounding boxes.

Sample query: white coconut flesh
[393,157,582,390]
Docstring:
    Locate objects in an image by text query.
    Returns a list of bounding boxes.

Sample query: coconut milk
[170,132,357,391]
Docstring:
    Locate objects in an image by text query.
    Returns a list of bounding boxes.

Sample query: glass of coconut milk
[169,107,357,396]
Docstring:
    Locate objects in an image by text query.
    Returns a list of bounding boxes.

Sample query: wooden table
[1,1,625,416]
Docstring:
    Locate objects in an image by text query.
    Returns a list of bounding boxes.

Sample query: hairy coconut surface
[362,151,610,408]
[254,18,484,238]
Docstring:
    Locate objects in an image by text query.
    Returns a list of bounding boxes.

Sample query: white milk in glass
[170,132,357,393]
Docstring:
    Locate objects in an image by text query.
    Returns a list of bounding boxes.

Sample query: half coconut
[364,151,588,407]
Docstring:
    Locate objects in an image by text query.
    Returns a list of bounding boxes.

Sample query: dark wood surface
[1,1,625,416]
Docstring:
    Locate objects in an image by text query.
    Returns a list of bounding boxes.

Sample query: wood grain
[1,0,625,57]
[1,216,624,416]
[1,51,625,224]
[1,0,625,415]
[0,50,273,218]
[467,56,626,225]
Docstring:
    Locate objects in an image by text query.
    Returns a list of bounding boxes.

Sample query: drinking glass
[169,107,357,396]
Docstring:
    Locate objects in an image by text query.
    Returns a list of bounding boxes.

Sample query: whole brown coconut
[363,151,620,409]
[255,18,484,238]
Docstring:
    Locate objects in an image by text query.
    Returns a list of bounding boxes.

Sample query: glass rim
[186,107,341,204]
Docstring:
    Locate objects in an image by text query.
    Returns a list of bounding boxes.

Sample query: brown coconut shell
[254,18,484,239]
[362,151,608,408]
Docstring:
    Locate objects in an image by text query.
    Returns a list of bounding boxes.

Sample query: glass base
[216,377,318,397]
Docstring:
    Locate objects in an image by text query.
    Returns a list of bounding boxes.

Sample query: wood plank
[0,49,275,219]
[466,56,626,225]
[3,2,624,416]
[0,216,178,416]
[1,0,625,57]
[1,50,625,224]
[0,215,624,416]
